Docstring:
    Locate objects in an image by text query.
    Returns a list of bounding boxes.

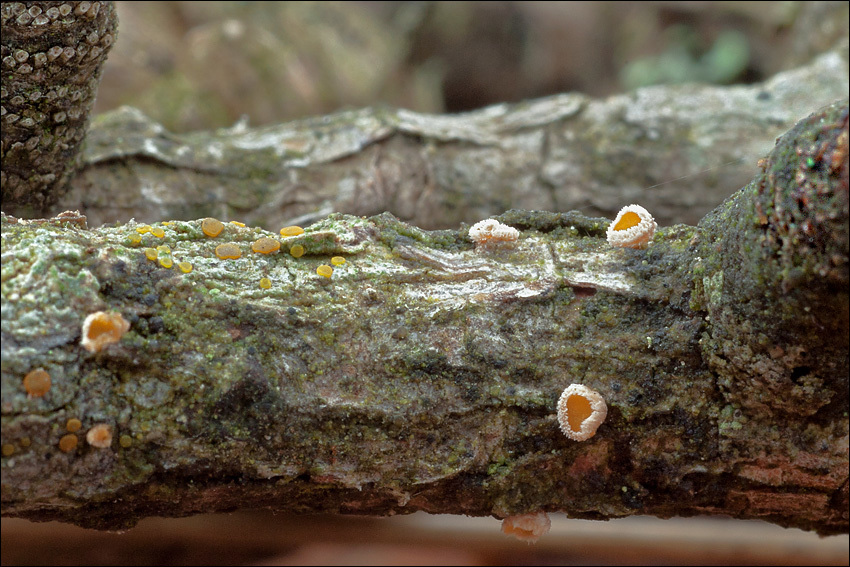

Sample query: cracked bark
[1,99,847,535]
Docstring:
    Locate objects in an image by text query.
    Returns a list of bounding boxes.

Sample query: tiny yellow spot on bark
[331,256,346,266]
[159,257,173,269]
[144,248,157,261]
[119,435,133,448]
[259,277,272,289]
[136,225,151,234]
[317,265,333,278]
[59,434,78,453]
[215,243,242,260]
[66,418,82,433]
[202,218,224,237]
[178,261,193,273]
[2,444,15,457]
[230,221,246,227]
[151,227,165,238]
[290,244,305,258]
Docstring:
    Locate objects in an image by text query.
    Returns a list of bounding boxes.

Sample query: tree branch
[2,99,846,534]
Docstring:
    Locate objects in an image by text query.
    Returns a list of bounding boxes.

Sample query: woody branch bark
[1,99,847,535]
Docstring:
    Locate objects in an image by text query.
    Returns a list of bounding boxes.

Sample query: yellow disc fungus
[202,217,224,238]
[66,418,82,433]
[289,244,305,258]
[2,444,15,457]
[86,424,113,448]
[128,233,142,245]
[280,225,305,237]
[331,256,346,266]
[151,227,165,238]
[136,225,151,234]
[20,437,31,448]
[119,434,133,448]
[230,221,246,227]
[144,248,157,261]
[58,434,78,453]
[81,311,131,353]
[156,244,171,254]
[606,204,657,249]
[501,511,551,543]
[159,257,173,269]
[468,218,519,247]
[23,368,51,398]
[215,243,242,260]
[317,265,333,278]
[178,261,193,273]
[557,384,608,441]
[252,237,281,254]
[259,277,272,289]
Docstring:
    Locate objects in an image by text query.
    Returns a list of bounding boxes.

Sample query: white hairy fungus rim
[606,204,657,249]
[557,383,608,441]
[468,218,519,246]
[500,511,551,543]
[80,311,130,353]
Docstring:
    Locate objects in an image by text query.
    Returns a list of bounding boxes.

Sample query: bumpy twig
[1,100,846,534]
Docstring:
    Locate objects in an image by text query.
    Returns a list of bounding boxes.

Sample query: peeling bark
[2,100,847,535]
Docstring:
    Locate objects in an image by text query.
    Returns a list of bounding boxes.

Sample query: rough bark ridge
[59,44,849,231]
[1,100,847,535]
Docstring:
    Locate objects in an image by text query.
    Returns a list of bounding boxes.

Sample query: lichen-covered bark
[2,100,847,534]
[57,44,850,230]
[0,1,117,216]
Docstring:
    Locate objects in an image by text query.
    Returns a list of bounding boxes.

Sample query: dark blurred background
[93,1,844,132]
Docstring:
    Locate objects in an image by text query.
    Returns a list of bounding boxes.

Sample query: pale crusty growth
[500,511,551,543]
[468,218,519,247]
[86,423,112,448]
[80,310,130,353]
[557,384,608,441]
[606,204,657,249]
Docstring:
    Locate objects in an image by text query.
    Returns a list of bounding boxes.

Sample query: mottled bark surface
[2,100,846,535]
[0,1,117,216]
[58,44,849,231]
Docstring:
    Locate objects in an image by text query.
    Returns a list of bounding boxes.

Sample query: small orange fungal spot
[81,311,131,353]
[178,261,193,273]
[202,217,224,237]
[159,257,173,269]
[86,424,113,448]
[151,227,165,238]
[23,369,51,398]
[607,204,657,249]
[252,237,281,254]
[2,444,15,457]
[136,225,151,234]
[215,243,242,260]
[144,248,157,261]
[119,434,133,448]
[58,434,78,453]
[501,511,551,543]
[331,256,346,266]
[280,225,305,237]
[230,221,246,227]
[317,265,333,278]
[290,244,305,258]
[66,418,82,433]
[259,277,272,289]
[557,384,607,441]
[19,437,31,448]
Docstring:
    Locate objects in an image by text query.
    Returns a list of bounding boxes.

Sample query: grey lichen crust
[0,102,847,535]
[1,1,118,216]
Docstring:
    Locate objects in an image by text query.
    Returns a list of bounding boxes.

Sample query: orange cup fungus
[202,217,224,238]
[86,424,113,448]
[468,218,519,247]
[58,434,78,453]
[606,204,657,249]
[81,311,131,353]
[557,384,607,441]
[252,237,281,254]
[215,243,242,260]
[280,225,305,237]
[23,368,51,398]
[501,511,551,543]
